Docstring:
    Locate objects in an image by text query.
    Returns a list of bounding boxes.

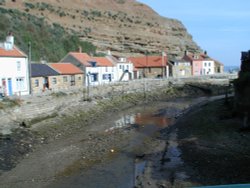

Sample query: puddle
[162,129,189,182]
[48,102,187,188]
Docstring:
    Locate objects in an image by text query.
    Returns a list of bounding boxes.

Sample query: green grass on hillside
[0,8,97,62]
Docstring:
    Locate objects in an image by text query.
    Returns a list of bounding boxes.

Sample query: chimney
[4,32,14,50]
[78,46,82,53]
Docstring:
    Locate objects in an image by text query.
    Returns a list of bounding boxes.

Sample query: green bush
[0,0,5,5]
[24,3,35,9]
[0,8,97,62]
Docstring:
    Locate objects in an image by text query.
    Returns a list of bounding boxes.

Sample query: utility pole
[28,42,32,95]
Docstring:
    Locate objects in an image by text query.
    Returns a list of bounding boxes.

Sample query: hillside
[0,0,201,59]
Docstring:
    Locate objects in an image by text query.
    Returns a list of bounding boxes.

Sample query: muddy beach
[0,84,249,188]
[0,96,196,188]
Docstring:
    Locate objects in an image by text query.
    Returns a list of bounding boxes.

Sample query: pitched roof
[183,52,212,62]
[128,56,168,68]
[67,52,92,66]
[0,45,27,58]
[92,57,114,67]
[65,52,114,67]
[31,64,60,77]
[49,63,83,75]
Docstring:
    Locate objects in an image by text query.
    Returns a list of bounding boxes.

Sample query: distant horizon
[138,0,250,66]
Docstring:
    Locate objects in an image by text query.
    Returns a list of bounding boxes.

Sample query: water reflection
[105,111,173,133]
[135,112,173,128]
[50,105,179,188]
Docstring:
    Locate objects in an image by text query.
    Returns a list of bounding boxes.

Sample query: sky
[138,0,250,66]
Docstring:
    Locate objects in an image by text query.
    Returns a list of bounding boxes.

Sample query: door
[2,79,6,96]
[8,78,13,96]
[70,75,75,86]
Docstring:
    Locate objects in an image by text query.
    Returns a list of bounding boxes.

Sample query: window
[103,74,111,80]
[35,79,39,87]
[91,73,98,82]
[208,62,211,66]
[119,65,122,69]
[63,76,68,82]
[204,62,207,67]
[16,61,21,71]
[105,67,108,72]
[126,65,129,70]
[52,77,57,84]
[16,77,25,91]
[70,75,75,86]
[78,76,81,80]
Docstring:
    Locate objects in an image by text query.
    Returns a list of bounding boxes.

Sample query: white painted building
[202,59,215,75]
[61,52,135,87]
[107,56,134,81]
[0,34,30,97]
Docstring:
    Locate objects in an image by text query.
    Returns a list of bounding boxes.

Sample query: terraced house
[183,51,219,76]
[48,63,83,89]
[0,34,30,97]
[128,54,169,78]
[60,52,117,86]
[31,63,60,94]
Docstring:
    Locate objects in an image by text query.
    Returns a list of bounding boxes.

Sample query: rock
[2,0,201,57]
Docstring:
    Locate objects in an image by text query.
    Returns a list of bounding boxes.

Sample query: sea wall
[0,76,232,135]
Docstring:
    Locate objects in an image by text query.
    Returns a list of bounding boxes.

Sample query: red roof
[183,52,211,62]
[93,57,114,67]
[66,52,114,67]
[128,56,168,68]
[49,63,83,75]
[68,52,92,66]
[0,45,27,57]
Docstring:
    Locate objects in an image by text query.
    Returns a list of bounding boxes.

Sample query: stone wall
[0,74,235,135]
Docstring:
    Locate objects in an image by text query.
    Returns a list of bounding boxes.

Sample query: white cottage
[0,34,30,96]
[60,52,116,86]
[107,55,134,81]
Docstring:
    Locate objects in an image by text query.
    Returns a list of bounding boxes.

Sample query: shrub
[0,8,97,62]
[24,3,35,9]
[0,0,5,5]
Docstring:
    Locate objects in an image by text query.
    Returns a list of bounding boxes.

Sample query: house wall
[137,67,166,78]
[61,55,86,84]
[192,60,203,76]
[172,64,192,78]
[116,63,134,81]
[0,56,30,96]
[32,74,84,94]
[85,66,115,86]
[202,60,215,75]
[31,77,45,94]
[58,74,84,89]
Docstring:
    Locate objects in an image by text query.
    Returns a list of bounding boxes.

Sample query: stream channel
[47,98,193,188]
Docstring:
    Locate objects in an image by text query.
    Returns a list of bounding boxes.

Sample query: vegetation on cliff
[0,8,96,61]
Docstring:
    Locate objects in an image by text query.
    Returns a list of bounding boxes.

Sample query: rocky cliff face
[2,0,201,57]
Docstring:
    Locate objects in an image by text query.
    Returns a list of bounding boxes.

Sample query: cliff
[1,0,201,57]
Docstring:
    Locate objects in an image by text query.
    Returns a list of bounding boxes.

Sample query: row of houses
[0,34,224,97]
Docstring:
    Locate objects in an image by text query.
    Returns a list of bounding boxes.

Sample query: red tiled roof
[128,56,168,68]
[68,52,92,66]
[93,57,114,67]
[183,52,212,62]
[0,45,27,57]
[49,63,83,75]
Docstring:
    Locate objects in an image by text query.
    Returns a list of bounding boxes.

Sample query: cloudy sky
[138,0,250,66]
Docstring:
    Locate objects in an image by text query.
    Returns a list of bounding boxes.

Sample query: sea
[224,65,240,73]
